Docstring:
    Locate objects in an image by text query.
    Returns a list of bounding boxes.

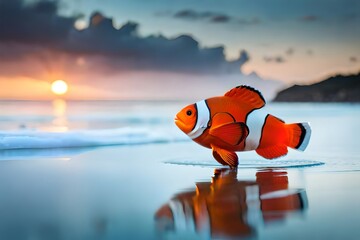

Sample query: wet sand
[0,142,360,239]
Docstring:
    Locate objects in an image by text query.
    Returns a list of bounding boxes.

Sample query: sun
[51,80,68,95]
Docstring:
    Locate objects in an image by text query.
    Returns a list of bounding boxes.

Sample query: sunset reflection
[51,99,68,132]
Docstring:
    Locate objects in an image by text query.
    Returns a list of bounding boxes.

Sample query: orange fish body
[175,86,311,168]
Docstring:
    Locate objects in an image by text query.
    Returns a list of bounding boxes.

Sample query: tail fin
[286,122,311,151]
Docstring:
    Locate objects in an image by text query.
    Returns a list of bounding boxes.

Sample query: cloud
[65,13,248,74]
[306,49,314,55]
[0,0,284,101]
[0,0,76,45]
[174,9,232,23]
[349,56,357,62]
[210,15,231,23]
[0,1,249,75]
[285,48,294,56]
[263,56,286,63]
[174,9,206,20]
[172,9,259,25]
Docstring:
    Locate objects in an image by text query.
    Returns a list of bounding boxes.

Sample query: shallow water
[0,101,359,239]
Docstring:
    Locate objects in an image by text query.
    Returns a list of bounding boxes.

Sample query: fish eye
[186,110,192,116]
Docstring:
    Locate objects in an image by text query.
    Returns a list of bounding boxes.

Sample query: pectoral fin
[211,112,236,126]
[210,122,248,146]
[212,145,238,168]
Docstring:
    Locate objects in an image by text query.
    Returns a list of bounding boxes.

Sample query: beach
[0,101,360,239]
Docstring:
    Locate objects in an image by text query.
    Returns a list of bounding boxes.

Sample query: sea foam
[0,127,187,150]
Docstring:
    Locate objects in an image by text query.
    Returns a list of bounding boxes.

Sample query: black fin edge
[235,85,266,104]
[295,123,306,149]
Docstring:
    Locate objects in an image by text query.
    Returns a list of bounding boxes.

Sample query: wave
[0,127,188,150]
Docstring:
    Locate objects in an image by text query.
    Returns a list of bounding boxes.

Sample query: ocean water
[0,100,187,152]
[0,100,359,239]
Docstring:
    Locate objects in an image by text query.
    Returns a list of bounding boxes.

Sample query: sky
[0,0,359,100]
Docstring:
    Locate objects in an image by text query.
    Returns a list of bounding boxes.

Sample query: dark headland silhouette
[274,72,360,102]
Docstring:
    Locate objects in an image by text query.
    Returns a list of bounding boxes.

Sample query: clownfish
[175,85,311,168]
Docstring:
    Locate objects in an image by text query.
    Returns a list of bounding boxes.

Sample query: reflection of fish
[175,86,311,168]
[155,169,307,239]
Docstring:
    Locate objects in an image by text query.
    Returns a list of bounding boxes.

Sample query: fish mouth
[174,117,181,126]
[174,115,191,134]
[174,115,184,129]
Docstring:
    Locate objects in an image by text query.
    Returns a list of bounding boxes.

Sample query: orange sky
[0,77,116,100]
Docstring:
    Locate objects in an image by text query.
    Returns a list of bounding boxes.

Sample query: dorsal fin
[224,85,266,109]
